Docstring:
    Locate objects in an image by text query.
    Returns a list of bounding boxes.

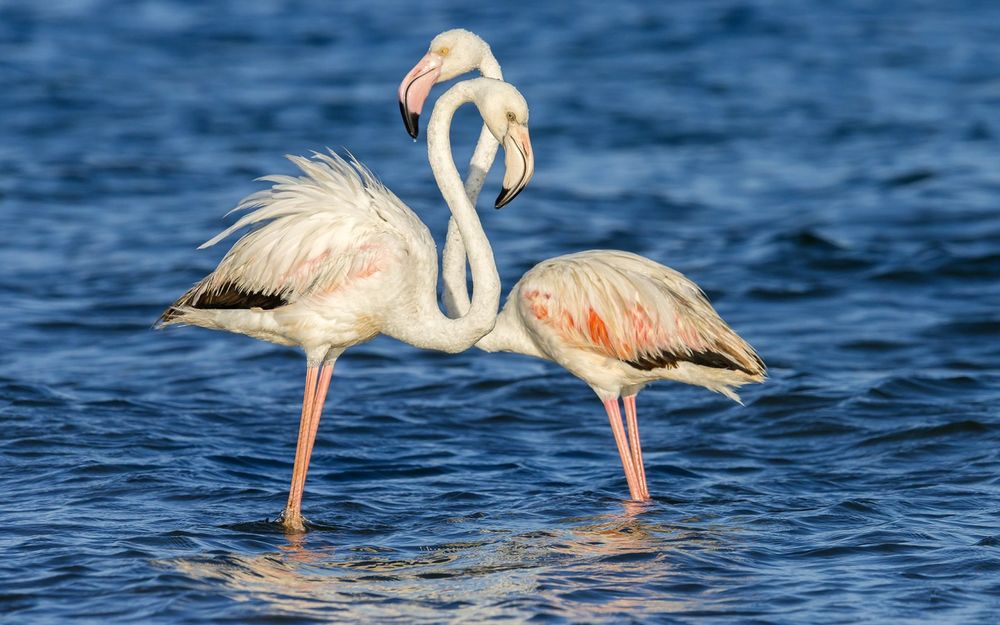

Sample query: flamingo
[399,30,765,502]
[158,77,535,532]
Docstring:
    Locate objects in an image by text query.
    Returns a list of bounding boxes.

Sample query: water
[2,1,999,622]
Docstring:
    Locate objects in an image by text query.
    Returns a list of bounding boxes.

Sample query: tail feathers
[714,376,760,404]
[717,384,744,405]
[662,361,764,404]
[155,285,198,327]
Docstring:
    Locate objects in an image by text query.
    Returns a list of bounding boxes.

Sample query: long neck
[441,52,503,319]
[386,82,501,352]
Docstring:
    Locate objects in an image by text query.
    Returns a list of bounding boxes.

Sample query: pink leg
[603,398,642,501]
[282,364,327,532]
[623,395,649,501]
[300,362,334,491]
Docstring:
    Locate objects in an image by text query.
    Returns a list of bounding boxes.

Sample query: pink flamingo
[399,30,765,501]
[158,78,535,531]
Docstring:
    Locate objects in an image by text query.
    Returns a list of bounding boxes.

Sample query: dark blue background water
[2,1,999,622]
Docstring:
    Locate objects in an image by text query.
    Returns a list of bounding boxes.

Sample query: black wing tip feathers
[626,348,764,376]
[155,282,289,326]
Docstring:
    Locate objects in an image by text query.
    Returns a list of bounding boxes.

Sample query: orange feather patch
[587,308,613,352]
[524,289,550,321]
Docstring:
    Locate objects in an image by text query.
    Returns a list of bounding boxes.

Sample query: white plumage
[493,250,764,401]
[201,152,426,298]
[161,152,429,355]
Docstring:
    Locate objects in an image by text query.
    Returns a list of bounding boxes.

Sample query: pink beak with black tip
[495,122,534,208]
[398,52,443,139]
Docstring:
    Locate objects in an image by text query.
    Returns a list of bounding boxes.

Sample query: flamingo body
[159,154,431,361]
[478,254,765,504]
[493,250,764,402]
[472,249,766,503]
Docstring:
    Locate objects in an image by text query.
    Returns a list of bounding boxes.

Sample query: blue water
[2,1,999,622]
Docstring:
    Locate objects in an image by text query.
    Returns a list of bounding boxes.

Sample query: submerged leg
[603,398,642,501]
[281,362,333,532]
[623,395,649,501]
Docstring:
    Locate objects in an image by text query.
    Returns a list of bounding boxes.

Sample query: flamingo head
[470,78,534,208]
[398,29,491,139]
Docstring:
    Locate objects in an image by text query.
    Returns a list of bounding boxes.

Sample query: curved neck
[387,81,500,351]
[442,51,503,319]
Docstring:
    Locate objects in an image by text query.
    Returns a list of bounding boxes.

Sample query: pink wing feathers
[159,152,415,322]
[516,251,765,377]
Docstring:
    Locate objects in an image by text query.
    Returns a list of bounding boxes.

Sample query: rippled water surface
[3,1,1000,623]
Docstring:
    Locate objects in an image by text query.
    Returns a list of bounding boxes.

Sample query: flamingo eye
[438,47,450,55]
[506,111,516,122]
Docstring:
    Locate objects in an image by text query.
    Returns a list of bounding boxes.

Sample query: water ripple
[3,0,1000,623]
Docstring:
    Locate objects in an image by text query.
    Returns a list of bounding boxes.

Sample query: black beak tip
[399,100,419,139]
[495,187,518,209]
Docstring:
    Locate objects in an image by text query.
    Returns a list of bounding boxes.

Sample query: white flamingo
[399,30,765,502]
[158,77,535,531]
